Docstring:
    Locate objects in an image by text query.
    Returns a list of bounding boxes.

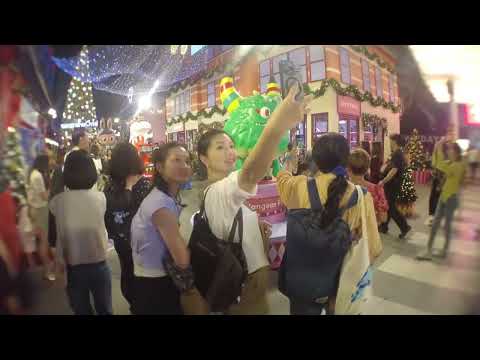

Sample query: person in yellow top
[417,138,466,260]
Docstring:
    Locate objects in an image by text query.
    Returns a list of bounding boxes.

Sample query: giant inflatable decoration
[221,76,289,177]
[221,76,289,269]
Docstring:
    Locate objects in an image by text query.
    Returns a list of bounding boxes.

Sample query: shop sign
[337,95,361,117]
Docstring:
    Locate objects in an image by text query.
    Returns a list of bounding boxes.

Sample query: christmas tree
[397,166,417,217]
[62,45,97,123]
[1,129,28,205]
[405,129,426,171]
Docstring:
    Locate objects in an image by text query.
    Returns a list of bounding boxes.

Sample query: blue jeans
[66,261,113,315]
[427,195,459,253]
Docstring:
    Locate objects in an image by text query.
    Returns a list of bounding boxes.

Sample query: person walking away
[369,142,383,184]
[189,85,312,315]
[130,143,192,315]
[425,142,448,226]
[65,129,89,163]
[348,148,389,229]
[277,133,382,315]
[49,150,112,315]
[104,142,151,312]
[416,140,466,260]
[467,147,479,181]
[27,154,55,280]
[378,134,412,239]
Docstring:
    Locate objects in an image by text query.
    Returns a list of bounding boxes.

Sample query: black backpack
[279,178,361,303]
[189,187,249,312]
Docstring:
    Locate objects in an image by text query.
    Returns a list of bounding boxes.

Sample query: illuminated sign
[61,120,98,129]
[465,104,480,126]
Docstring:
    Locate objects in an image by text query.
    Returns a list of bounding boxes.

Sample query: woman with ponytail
[130,142,192,314]
[277,133,382,314]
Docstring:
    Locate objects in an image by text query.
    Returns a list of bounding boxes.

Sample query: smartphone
[279,59,304,101]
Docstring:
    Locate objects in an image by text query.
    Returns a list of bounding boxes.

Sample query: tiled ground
[28,178,480,315]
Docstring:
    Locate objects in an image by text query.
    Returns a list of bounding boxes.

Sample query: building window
[339,47,351,85]
[376,67,383,98]
[260,59,271,93]
[288,48,307,84]
[389,74,395,103]
[272,53,288,87]
[173,89,191,116]
[362,59,370,92]
[207,81,215,107]
[339,117,359,149]
[309,46,326,82]
[311,113,328,143]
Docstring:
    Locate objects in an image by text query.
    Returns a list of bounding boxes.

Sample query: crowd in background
[1,85,474,315]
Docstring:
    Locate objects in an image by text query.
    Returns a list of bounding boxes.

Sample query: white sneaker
[45,272,56,281]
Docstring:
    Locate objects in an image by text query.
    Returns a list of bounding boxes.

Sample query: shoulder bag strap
[199,186,212,222]
[227,207,243,245]
[307,178,323,212]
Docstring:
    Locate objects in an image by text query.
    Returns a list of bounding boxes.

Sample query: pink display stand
[413,170,431,185]
[245,179,287,270]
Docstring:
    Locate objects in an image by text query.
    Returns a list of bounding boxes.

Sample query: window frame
[308,45,326,82]
[362,59,371,92]
[376,67,383,98]
[207,81,216,108]
[339,47,351,85]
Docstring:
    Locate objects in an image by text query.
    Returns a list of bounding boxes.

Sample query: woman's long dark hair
[152,142,188,205]
[108,142,144,194]
[312,133,350,228]
[30,154,50,190]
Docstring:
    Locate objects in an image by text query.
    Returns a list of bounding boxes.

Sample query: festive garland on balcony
[349,45,396,74]
[361,113,388,132]
[166,78,400,127]
[166,105,227,126]
[303,78,401,113]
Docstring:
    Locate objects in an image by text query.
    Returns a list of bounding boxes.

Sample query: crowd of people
[1,83,472,315]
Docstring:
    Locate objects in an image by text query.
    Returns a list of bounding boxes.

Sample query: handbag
[335,185,373,315]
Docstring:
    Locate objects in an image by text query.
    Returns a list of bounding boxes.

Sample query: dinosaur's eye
[257,107,271,119]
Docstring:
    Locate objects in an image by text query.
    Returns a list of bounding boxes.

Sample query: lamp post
[447,78,458,140]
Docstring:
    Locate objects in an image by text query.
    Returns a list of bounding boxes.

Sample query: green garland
[167,105,227,126]
[361,113,388,131]
[303,78,400,113]
[349,45,396,74]
[167,78,400,127]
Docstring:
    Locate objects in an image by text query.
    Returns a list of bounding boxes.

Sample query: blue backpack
[278,178,365,302]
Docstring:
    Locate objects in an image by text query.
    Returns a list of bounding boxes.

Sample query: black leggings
[132,275,183,315]
[113,239,134,309]
[384,187,409,233]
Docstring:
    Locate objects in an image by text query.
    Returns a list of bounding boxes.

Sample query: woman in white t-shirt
[28,154,54,280]
[195,85,312,314]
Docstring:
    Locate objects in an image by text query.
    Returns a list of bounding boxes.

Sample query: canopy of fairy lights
[410,45,480,123]
[52,45,208,97]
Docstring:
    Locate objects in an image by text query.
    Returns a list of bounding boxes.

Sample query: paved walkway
[28,179,480,315]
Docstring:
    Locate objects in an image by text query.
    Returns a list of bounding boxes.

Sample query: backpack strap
[227,207,243,245]
[340,186,368,215]
[307,178,323,212]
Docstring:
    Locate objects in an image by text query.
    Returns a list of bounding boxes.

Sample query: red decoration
[0,46,17,66]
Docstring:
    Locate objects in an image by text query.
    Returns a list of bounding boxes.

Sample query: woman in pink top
[347,149,389,226]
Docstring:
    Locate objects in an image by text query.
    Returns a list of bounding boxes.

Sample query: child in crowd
[348,148,389,225]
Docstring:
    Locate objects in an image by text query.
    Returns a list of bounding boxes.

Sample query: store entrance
[339,117,359,149]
